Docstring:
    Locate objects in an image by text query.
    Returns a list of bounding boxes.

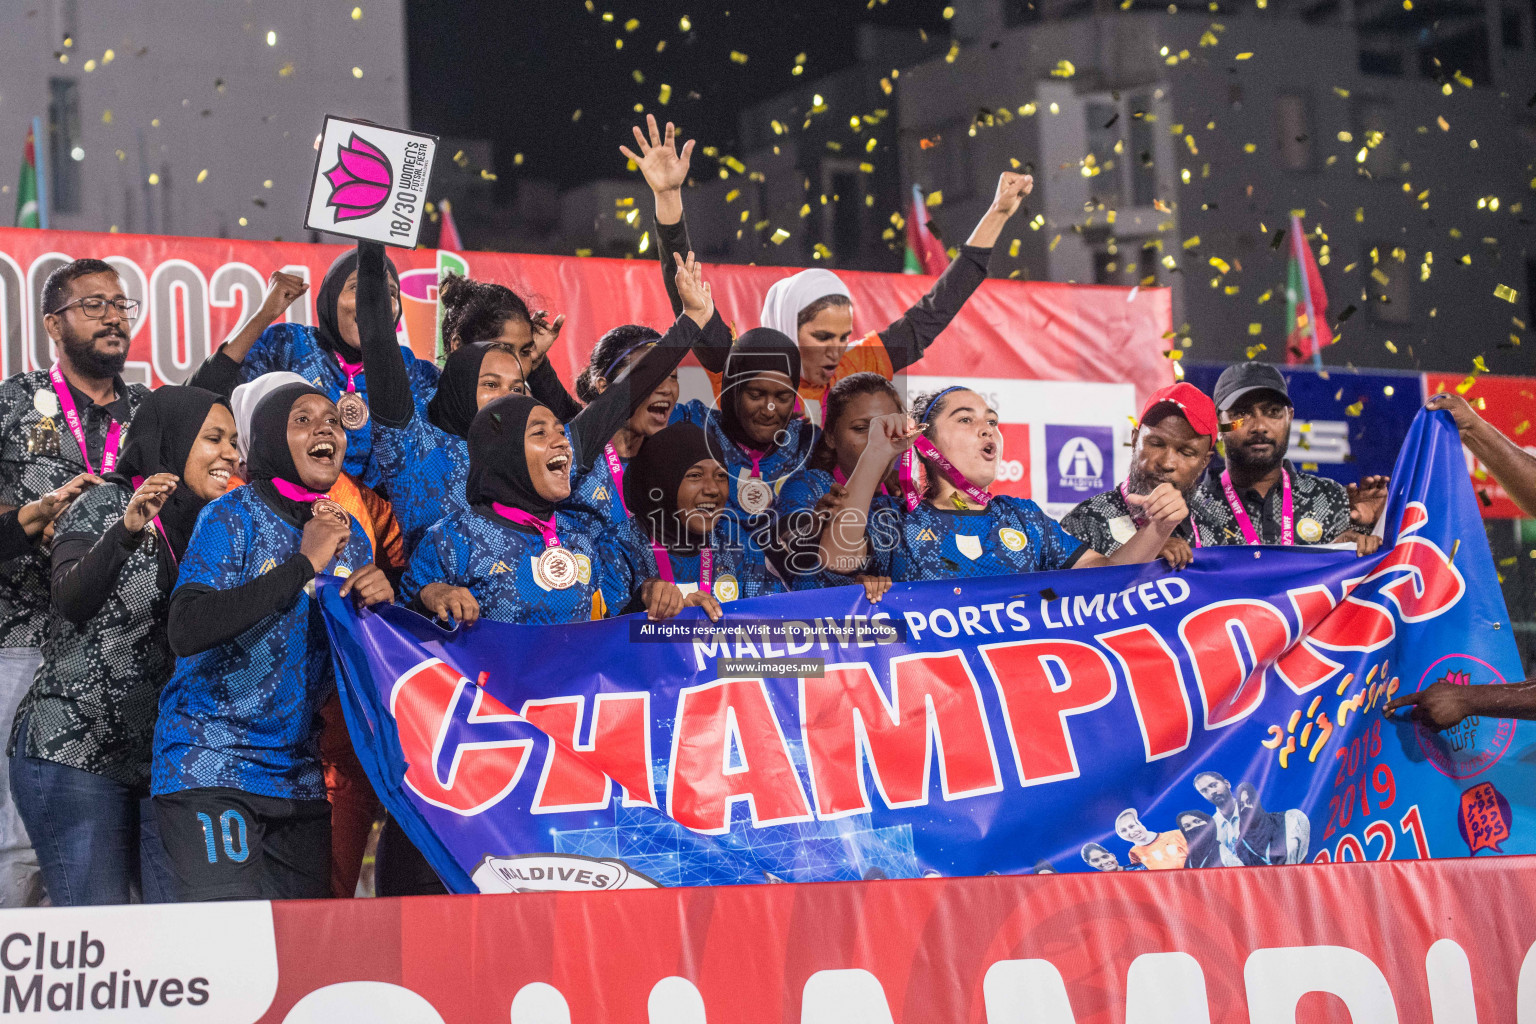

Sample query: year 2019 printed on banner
[304,115,438,249]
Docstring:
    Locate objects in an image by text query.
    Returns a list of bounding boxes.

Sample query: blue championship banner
[321,410,1530,892]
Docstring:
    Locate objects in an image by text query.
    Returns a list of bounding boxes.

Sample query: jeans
[9,750,175,906]
[0,649,42,907]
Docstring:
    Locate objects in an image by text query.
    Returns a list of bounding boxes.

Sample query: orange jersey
[703,331,895,426]
[1128,830,1188,870]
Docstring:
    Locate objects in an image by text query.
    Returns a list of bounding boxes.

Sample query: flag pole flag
[904,184,949,276]
[1286,213,1331,368]
[14,124,39,228]
[438,197,463,252]
[30,116,49,231]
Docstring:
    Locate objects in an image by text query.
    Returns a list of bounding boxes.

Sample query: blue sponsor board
[1183,364,1425,485]
[1045,423,1114,504]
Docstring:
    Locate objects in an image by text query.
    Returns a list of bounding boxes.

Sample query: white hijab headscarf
[230,371,312,464]
[759,268,852,343]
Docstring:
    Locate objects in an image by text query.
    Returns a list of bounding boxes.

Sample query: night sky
[405,0,948,191]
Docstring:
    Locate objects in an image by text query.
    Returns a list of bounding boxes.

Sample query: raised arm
[1426,392,1536,518]
[879,172,1032,373]
[621,116,710,354]
[189,271,310,395]
[819,413,920,575]
[566,254,719,473]
[355,241,414,428]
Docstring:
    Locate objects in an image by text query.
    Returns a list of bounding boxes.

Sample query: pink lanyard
[911,437,992,509]
[1219,468,1292,545]
[652,543,713,594]
[603,443,628,513]
[48,364,121,475]
[335,353,363,394]
[271,478,330,503]
[1118,482,1202,548]
[491,502,561,548]
[738,444,767,479]
[129,475,177,566]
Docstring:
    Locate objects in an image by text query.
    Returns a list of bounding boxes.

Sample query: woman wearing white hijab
[623,114,1033,424]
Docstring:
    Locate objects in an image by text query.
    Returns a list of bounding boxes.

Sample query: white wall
[0,0,408,241]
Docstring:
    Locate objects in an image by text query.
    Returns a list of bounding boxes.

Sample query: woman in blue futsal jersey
[522,256,732,532]
[150,375,394,901]
[400,394,681,625]
[11,386,236,906]
[777,372,907,520]
[602,421,785,616]
[189,243,436,489]
[818,387,1190,581]
[358,245,727,553]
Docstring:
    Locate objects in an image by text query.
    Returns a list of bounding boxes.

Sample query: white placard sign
[305,115,438,248]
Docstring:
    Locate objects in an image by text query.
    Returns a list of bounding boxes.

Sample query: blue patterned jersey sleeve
[594,523,652,617]
[400,520,459,606]
[1014,498,1084,572]
[238,323,297,383]
[175,497,250,593]
[405,354,442,416]
[776,468,834,518]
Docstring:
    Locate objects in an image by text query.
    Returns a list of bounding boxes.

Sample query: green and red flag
[14,126,39,229]
[1285,214,1332,367]
[904,184,949,276]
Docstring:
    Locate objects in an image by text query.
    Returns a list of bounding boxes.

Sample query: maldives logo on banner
[322,409,1532,894]
[305,116,438,249]
[1046,424,1112,503]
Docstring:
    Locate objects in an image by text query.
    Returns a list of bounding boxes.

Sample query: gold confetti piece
[103,49,114,63]
[1474,354,1490,372]
[723,155,745,173]
[573,109,583,121]
[1210,257,1230,273]
[1518,421,1531,435]
[195,168,209,183]
[1182,235,1201,249]
[480,168,497,181]
[1235,51,1253,59]
[1371,267,1390,286]
[1051,234,1064,251]
[83,58,95,72]
[262,179,273,189]
[945,41,960,63]
[513,153,524,166]
[238,217,248,227]
[657,83,671,105]
[730,50,748,64]
[351,6,362,19]
[1345,400,1364,416]
[1008,238,1022,258]
[770,228,790,245]
[1496,283,1518,303]
[1029,214,1044,230]
[679,15,691,30]
[266,30,277,46]
[942,4,955,16]
[1181,168,1191,184]
[1051,59,1076,78]
[1257,289,1273,304]
[101,110,113,124]
[1333,86,1350,97]
[798,203,811,217]
[147,173,160,185]
[624,16,639,30]
[278,61,295,77]
[351,66,363,78]
[926,190,943,207]
[813,243,832,260]
[725,188,740,203]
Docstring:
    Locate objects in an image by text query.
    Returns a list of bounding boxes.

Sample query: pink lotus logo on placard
[323,133,393,221]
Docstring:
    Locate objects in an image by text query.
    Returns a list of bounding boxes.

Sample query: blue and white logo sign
[1046,424,1112,503]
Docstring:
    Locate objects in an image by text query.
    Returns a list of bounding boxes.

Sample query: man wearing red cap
[1062,382,1223,568]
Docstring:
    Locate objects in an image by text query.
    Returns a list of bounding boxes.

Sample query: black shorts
[153,788,331,902]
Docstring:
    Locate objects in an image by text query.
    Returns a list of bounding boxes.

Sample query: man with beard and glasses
[1202,362,1381,556]
[1062,383,1224,569]
[0,259,148,906]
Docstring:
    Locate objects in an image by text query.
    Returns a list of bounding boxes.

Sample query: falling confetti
[1495,284,1519,303]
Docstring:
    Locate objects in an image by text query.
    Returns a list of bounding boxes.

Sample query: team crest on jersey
[916,527,939,543]
[335,565,353,578]
[489,560,513,575]
[576,553,592,585]
[714,574,740,602]
[998,527,1028,552]
[955,534,983,561]
[593,486,610,502]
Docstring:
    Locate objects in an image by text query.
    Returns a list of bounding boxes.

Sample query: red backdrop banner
[0,227,1174,402]
[1426,372,1536,518]
[250,856,1536,1020]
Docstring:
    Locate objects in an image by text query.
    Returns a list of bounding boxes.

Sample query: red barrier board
[0,227,1173,402]
[265,856,1536,1020]
[1425,372,1536,518]
[5,856,1519,1021]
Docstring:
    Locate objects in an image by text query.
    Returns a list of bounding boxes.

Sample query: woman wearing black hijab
[606,422,786,613]
[8,386,235,906]
[672,327,818,524]
[187,241,436,488]
[400,394,680,625]
[149,379,393,902]
[358,240,728,557]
